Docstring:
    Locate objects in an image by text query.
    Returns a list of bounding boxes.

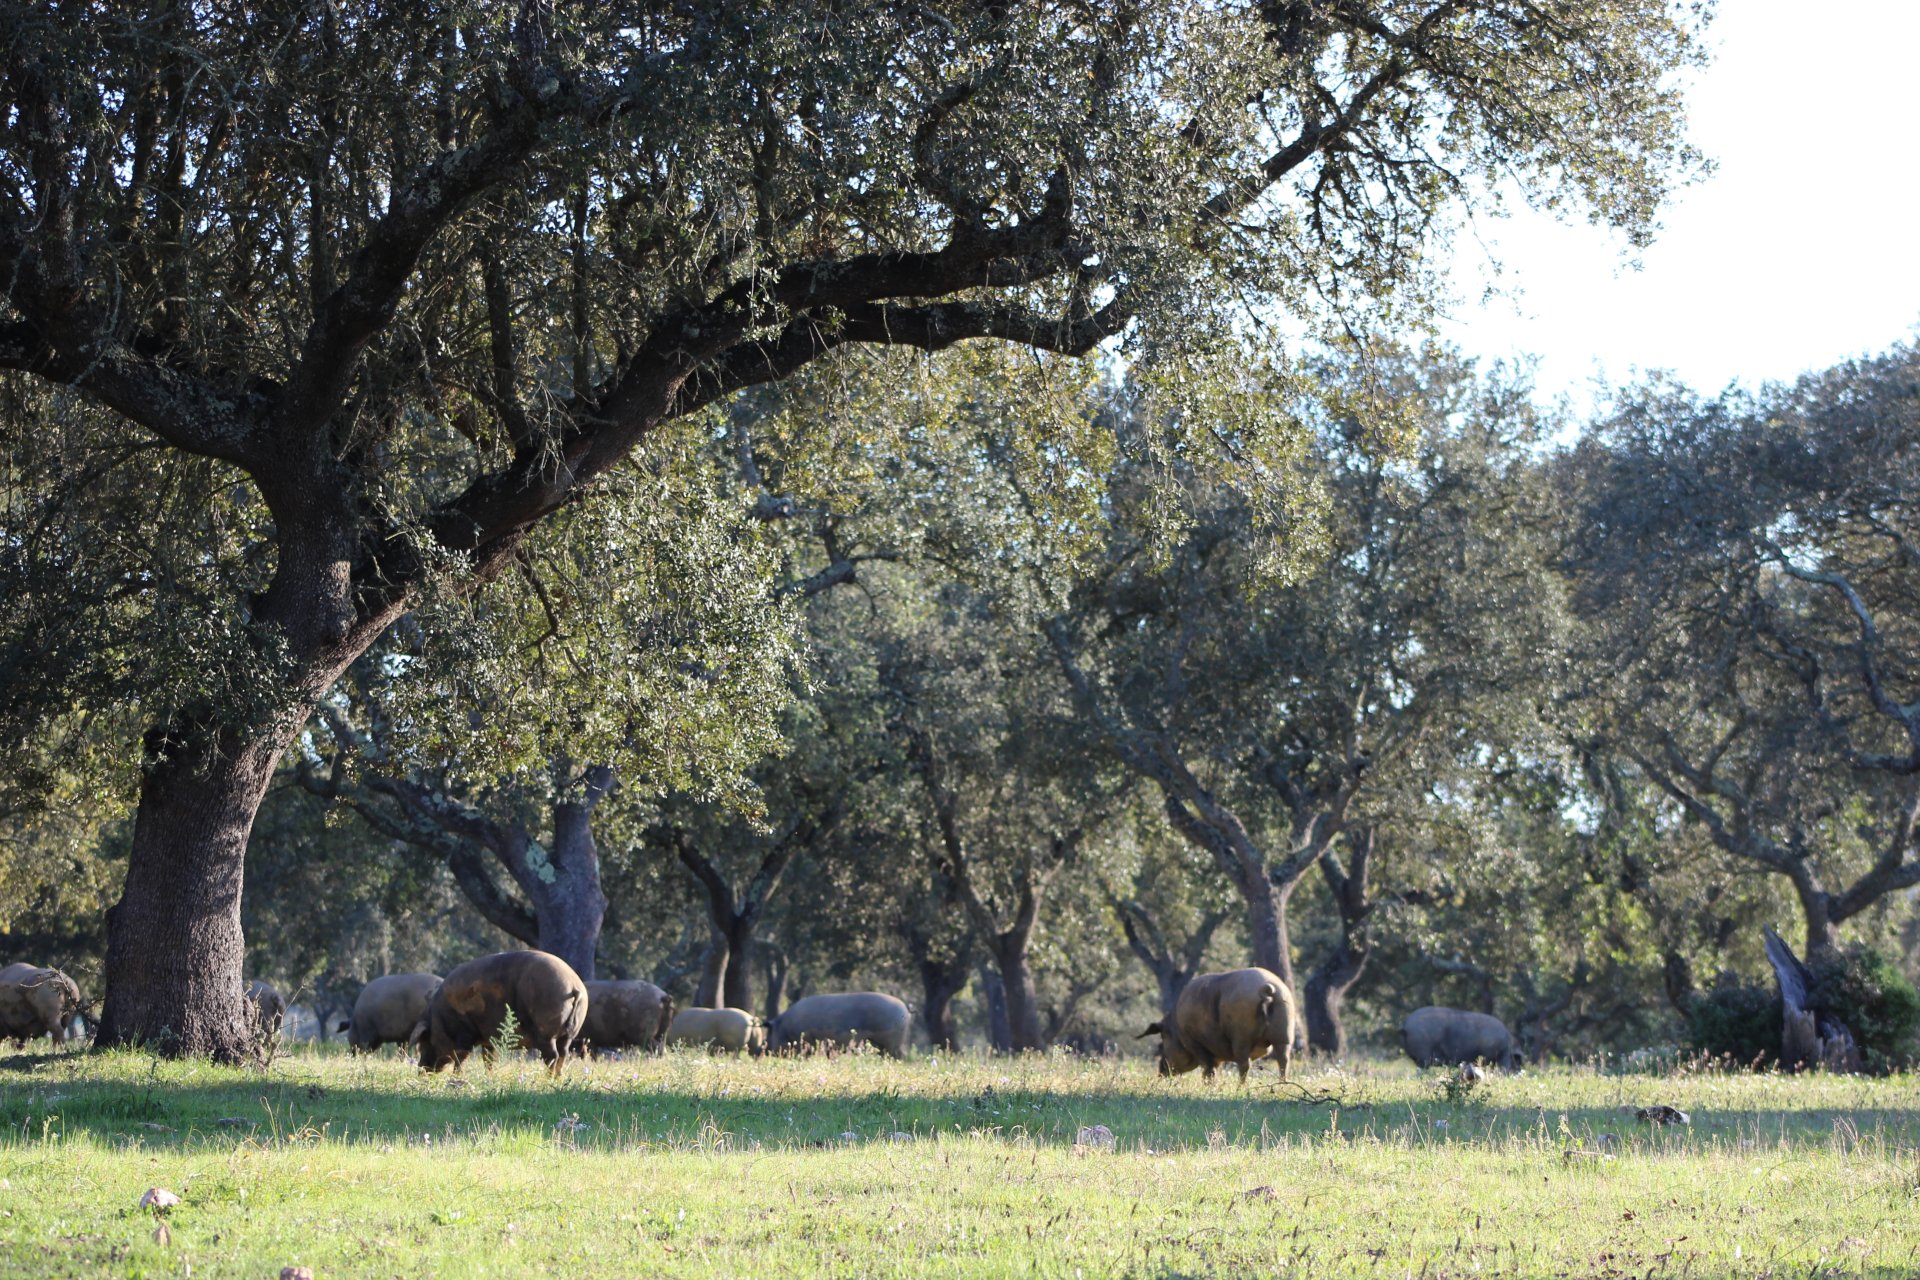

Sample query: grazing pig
[579,980,674,1055]
[666,1006,763,1055]
[765,992,911,1059]
[1400,1006,1523,1070]
[0,963,85,1048]
[410,950,588,1075]
[1139,967,1296,1083]
[244,980,286,1041]
[338,973,442,1055]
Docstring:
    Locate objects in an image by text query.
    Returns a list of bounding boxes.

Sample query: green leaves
[359,422,800,808]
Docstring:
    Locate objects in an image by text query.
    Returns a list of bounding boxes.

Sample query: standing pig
[666,1006,762,1055]
[1139,967,1296,1082]
[579,980,674,1055]
[765,992,911,1058]
[244,980,286,1041]
[1400,1006,1523,1070]
[410,950,588,1075]
[338,973,442,1054]
[0,963,85,1048]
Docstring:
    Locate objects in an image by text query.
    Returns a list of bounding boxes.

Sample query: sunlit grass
[1,1046,1915,1277]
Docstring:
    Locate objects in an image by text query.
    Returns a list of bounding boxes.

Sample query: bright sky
[1438,0,1920,408]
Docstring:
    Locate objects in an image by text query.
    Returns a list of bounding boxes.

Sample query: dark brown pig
[410,951,588,1075]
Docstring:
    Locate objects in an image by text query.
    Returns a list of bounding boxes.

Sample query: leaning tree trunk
[919,951,970,1052]
[1763,925,1861,1072]
[1301,941,1367,1057]
[96,716,301,1060]
[1300,830,1374,1056]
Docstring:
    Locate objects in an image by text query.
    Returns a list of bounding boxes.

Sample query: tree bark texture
[96,720,297,1060]
[1243,872,1295,996]
[977,960,1012,1053]
[1763,925,1861,1072]
[919,955,969,1053]
[721,921,755,1012]
[996,946,1048,1053]
[1299,830,1374,1056]
[529,768,613,979]
[900,920,971,1052]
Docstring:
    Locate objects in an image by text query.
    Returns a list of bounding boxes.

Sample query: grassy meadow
[0,1045,1916,1278]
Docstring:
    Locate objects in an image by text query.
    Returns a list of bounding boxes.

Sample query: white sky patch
[1438,0,1920,409]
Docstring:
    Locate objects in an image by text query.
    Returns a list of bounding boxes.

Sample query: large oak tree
[1564,345,1920,956]
[0,0,1703,1057]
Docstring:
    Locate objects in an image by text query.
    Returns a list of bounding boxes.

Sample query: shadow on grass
[2,1049,1913,1154]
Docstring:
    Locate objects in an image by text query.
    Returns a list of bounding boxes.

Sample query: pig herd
[316,951,913,1075]
[2,953,1529,1078]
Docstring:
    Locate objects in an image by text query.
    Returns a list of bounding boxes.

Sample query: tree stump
[1762,927,1861,1073]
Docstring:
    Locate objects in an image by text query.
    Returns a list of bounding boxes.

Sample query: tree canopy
[0,0,1715,1058]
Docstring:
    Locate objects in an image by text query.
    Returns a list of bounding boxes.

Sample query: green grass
[1,1046,1915,1277]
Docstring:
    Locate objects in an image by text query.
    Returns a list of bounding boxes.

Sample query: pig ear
[1136,1022,1163,1040]
[408,1019,427,1049]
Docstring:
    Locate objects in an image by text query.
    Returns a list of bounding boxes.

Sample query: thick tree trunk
[996,942,1048,1053]
[721,918,754,1012]
[977,960,1012,1053]
[919,952,969,1052]
[762,945,788,1022]
[533,784,609,980]
[901,915,970,1052]
[1301,942,1366,1057]
[1300,831,1374,1056]
[1795,884,1841,960]
[96,718,296,1060]
[695,939,727,1009]
[1242,873,1294,994]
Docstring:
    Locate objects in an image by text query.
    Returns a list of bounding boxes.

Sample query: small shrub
[1684,973,1780,1067]
[488,1008,526,1067]
[1809,946,1920,1074]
